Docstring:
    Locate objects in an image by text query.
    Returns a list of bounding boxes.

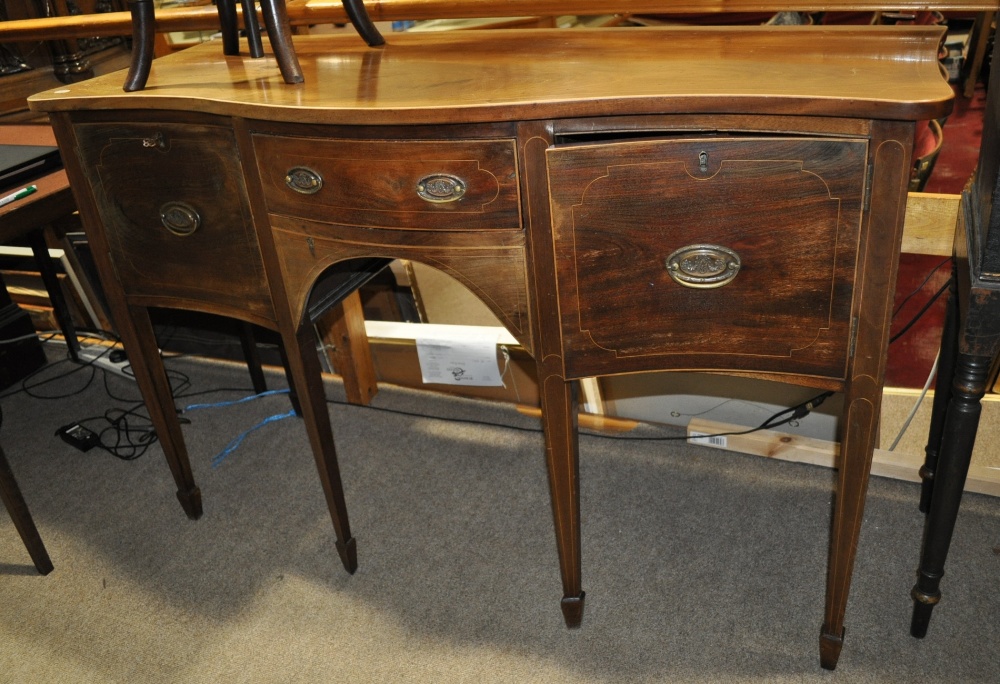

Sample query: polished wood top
[29,27,953,124]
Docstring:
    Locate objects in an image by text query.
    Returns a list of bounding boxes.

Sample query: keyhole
[699,151,709,173]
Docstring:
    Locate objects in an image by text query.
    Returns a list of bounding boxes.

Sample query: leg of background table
[280,323,357,573]
[538,370,585,627]
[125,304,202,519]
[27,229,80,362]
[259,0,304,84]
[0,443,53,575]
[910,353,991,637]
[236,321,269,395]
[919,276,959,513]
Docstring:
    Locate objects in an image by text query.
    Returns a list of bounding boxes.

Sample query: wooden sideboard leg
[820,375,881,670]
[276,341,303,417]
[539,372,585,627]
[910,353,990,637]
[918,274,959,513]
[259,0,304,85]
[316,290,377,406]
[126,305,202,519]
[281,323,357,573]
[0,443,53,575]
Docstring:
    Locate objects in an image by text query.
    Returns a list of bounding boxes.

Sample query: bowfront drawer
[547,136,869,381]
[75,122,273,320]
[252,135,520,230]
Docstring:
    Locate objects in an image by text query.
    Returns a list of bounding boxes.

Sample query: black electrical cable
[326,389,836,443]
[893,256,950,318]
[890,279,950,344]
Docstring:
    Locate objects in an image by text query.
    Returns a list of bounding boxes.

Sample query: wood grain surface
[30,27,952,124]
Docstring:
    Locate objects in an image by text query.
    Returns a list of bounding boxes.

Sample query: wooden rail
[0,0,996,42]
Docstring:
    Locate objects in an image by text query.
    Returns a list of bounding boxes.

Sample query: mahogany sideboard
[29,26,953,669]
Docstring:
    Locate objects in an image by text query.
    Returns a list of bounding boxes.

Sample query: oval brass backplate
[285,166,323,195]
[416,174,466,203]
[665,244,741,289]
[159,201,201,236]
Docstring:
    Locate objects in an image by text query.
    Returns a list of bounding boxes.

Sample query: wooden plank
[316,290,378,406]
[687,417,1000,497]
[1,1,997,42]
[901,192,961,256]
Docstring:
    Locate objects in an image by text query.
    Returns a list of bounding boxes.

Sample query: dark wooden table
[0,125,69,576]
[0,125,81,363]
[910,34,1000,638]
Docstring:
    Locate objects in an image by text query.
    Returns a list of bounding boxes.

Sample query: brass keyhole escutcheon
[285,166,324,195]
[665,244,741,289]
[159,201,201,236]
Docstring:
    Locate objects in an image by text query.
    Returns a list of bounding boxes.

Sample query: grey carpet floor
[1,350,998,682]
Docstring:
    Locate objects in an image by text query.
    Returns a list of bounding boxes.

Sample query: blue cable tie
[211,409,298,469]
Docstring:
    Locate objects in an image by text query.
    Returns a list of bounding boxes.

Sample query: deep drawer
[547,136,869,381]
[252,135,520,230]
[75,122,273,319]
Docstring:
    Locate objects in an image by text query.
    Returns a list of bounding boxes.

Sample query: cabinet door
[547,136,868,381]
[75,122,274,320]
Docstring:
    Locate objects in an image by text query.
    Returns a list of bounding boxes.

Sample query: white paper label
[415,327,503,386]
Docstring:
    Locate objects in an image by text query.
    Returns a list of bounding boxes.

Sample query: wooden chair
[123,0,384,91]
[0,441,53,575]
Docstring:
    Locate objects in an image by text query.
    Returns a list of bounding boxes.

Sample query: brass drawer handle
[665,244,741,289]
[285,166,324,195]
[160,201,201,236]
[416,174,466,203]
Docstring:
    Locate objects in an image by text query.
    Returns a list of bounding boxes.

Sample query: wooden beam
[901,192,961,256]
[1,0,997,42]
[687,417,1000,497]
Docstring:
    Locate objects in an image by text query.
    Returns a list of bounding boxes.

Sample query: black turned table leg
[0,443,53,575]
[123,0,155,92]
[343,0,386,47]
[216,0,240,55]
[240,0,265,58]
[259,0,304,84]
[911,353,991,637]
[918,273,959,513]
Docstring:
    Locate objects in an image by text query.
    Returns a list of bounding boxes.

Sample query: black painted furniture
[123,0,384,92]
[911,35,1000,638]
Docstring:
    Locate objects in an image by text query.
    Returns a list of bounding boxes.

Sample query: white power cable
[888,350,940,451]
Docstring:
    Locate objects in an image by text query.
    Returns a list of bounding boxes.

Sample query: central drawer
[547,136,869,381]
[253,135,520,231]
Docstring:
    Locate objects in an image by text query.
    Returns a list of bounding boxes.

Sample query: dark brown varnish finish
[29,27,953,671]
